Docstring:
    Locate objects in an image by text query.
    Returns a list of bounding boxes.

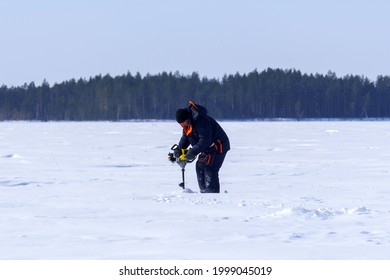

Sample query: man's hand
[180,149,195,162]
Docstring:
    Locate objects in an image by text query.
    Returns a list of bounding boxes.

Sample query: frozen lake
[1,121,390,259]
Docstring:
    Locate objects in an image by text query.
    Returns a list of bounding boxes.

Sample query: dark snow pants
[195,151,227,193]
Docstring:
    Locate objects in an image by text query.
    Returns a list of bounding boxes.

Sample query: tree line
[1,68,390,121]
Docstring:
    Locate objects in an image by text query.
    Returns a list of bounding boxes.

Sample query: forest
[1,68,390,121]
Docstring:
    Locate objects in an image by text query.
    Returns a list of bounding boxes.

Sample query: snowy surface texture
[1,121,390,260]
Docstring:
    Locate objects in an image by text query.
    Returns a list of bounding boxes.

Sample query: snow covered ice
[1,121,390,259]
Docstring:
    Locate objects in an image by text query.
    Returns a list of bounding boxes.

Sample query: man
[174,101,230,193]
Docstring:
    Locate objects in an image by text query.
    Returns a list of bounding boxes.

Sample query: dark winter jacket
[178,102,230,158]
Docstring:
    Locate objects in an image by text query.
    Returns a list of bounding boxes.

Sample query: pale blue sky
[1,0,389,87]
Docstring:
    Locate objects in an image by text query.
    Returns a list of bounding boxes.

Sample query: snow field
[1,121,390,259]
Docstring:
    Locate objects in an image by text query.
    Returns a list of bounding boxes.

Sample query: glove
[180,149,196,162]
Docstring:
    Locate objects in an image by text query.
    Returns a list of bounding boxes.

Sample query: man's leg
[203,152,227,193]
[196,154,206,192]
